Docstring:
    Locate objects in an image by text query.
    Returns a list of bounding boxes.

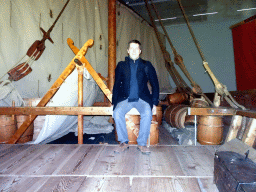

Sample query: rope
[146,1,205,95]
[0,54,26,81]
[150,0,177,56]
[7,48,41,80]
[144,0,190,92]
[176,0,206,62]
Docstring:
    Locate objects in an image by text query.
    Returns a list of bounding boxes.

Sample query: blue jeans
[113,98,152,146]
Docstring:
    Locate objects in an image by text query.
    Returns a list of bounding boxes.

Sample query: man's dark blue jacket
[112,56,159,110]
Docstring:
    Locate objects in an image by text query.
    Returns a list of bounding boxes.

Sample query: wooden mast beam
[108,0,116,95]
[7,39,94,144]
[76,64,84,144]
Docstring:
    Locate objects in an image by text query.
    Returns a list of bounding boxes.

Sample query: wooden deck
[0,144,219,191]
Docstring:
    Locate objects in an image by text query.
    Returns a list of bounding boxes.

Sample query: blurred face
[127,43,141,60]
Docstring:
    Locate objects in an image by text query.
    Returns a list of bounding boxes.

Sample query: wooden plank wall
[0,144,219,192]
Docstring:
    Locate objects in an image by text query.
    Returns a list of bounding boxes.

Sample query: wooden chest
[214,151,256,192]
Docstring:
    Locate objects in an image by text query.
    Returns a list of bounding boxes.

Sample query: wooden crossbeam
[188,107,235,116]
[236,110,256,119]
[0,107,113,115]
[0,106,163,116]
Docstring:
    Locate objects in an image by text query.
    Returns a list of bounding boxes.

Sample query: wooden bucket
[164,104,188,129]
[125,115,159,145]
[167,92,188,105]
[0,115,17,143]
[197,116,223,145]
[185,98,209,125]
[115,114,159,145]
[16,115,34,143]
[156,106,162,125]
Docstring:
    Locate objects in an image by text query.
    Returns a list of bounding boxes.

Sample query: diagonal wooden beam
[7,39,94,144]
[67,38,112,102]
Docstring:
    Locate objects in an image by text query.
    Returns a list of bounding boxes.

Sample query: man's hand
[110,105,114,117]
[152,105,156,115]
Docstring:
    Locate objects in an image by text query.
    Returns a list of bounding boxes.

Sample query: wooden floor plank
[149,146,185,176]
[0,145,31,165]
[56,145,103,175]
[0,176,49,192]
[23,144,80,175]
[0,145,50,174]
[0,144,13,153]
[77,177,131,192]
[89,145,155,176]
[37,176,87,192]
[116,146,142,175]
[130,146,152,176]
[14,145,67,175]
[0,144,220,191]
[174,146,215,176]
[197,178,219,192]
[131,177,203,192]
[87,145,126,175]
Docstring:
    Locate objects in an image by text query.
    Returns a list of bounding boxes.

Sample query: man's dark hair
[128,40,142,50]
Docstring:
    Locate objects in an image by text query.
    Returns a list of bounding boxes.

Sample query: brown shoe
[114,143,129,153]
[137,145,151,155]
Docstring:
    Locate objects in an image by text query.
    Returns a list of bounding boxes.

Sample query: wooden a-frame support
[4,38,113,144]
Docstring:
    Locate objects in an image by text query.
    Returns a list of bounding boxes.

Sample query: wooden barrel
[191,98,209,107]
[0,115,17,143]
[197,116,223,145]
[167,93,188,105]
[16,115,34,143]
[185,115,197,125]
[23,98,51,141]
[185,98,209,126]
[164,104,188,129]
[115,114,159,145]
[156,106,162,125]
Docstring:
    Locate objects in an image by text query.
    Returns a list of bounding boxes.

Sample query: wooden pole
[7,39,94,144]
[12,101,15,121]
[77,65,84,144]
[108,0,116,94]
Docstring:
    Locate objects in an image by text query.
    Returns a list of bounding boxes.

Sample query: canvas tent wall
[0,0,172,143]
[0,0,171,98]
